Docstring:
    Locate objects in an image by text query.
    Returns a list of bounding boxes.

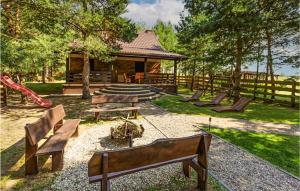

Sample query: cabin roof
[115,30,185,60]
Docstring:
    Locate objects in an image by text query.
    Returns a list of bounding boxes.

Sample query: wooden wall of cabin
[68,54,111,83]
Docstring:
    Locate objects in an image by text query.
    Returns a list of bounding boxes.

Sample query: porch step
[110,84,149,89]
[100,89,151,95]
[106,86,146,91]
[95,84,160,101]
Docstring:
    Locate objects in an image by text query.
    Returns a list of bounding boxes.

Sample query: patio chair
[212,97,252,112]
[135,72,144,84]
[180,90,204,102]
[194,92,226,107]
[123,73,131,83]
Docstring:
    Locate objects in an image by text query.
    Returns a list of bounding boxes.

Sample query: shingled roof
[116,30,185,60]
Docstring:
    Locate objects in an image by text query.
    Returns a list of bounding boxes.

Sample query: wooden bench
[88,132,212,191]
[90,95,140,121]
[25,104,80,175]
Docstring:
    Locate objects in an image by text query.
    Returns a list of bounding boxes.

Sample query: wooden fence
[177,75,300,107]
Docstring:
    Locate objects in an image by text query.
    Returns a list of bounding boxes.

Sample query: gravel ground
[139,102,300,191]
[51,102,300,191]
[51,119,188,191]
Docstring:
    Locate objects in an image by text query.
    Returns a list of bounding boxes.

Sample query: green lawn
[153,95,299,125]
[201,127,300,177]
[25,82,63,95]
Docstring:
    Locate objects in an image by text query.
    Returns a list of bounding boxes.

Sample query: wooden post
[144,58,148,83]
[174,60,178,93]
[291,80,296,107]
[174,60,177,85]
[210,76,214,95]
[66,57,70,82]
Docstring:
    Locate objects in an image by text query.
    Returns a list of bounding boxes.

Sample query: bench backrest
[92,95,138,105]
[25,104,66,146]
[88,133,212,180]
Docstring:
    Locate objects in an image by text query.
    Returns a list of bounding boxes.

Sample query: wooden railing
[177,75,300,107]
[146,73,175,84]
[67,71,111,83]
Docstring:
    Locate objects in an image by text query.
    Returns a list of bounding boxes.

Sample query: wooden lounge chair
[212,97,252,112]
[194,92,226,107]
[180,90,204,102]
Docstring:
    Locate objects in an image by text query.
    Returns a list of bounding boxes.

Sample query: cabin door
[135,62,144,73]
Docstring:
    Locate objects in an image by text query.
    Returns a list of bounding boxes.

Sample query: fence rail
[176,75,300,107]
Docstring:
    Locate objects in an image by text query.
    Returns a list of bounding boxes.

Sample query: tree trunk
[266,29,275,100]
[263,61,269,100]
[233,37,243,103]
[190,60,196,91]
[254,40,261,100]
[82,51,91,99]
[42,64,46,84]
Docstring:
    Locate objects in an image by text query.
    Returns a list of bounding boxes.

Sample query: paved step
[110,84,149,89]
[95,91,158,101]
[95,84,160,101]
[100,89,151,95]
[106,86,146,91]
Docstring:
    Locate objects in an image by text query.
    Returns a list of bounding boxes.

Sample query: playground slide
[0,75,52,108]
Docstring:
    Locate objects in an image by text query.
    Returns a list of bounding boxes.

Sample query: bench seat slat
[36,119,80,155]
[55,119,80,134]
[36,133,69,155]
[89,106,140,113]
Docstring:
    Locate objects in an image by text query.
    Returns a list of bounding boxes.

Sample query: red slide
[0,75,52,108]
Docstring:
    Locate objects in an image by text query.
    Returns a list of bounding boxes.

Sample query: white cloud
[123,0,184,27]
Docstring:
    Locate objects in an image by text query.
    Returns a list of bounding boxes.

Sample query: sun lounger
[212,97,252,112]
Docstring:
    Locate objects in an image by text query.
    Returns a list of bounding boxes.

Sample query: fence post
[210,76,214,95]
[291,80,296,107]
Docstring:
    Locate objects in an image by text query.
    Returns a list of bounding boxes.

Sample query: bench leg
[182,161,191,178]
[25,137,38,175]
[95,112,100,121]
[133,110,138,119]
[197,168,207,191]
[101,179,110,191]
[52,151,64,171]
[72,126,79,137]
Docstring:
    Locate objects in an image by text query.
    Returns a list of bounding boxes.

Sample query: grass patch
[145,172,228,191]
[202,127,300,177]
[25,82,63,95]
[153,95,299,125]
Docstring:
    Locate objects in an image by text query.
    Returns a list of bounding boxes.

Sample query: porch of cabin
[63,54,179,94]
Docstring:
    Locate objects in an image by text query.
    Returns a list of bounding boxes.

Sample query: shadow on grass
[153,95,299,125]
[202,127,300,177]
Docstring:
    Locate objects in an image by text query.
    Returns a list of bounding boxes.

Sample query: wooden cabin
[63,30,185,94]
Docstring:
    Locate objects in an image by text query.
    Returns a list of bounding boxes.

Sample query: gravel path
[139,102,300,191]
[146,101,299,136]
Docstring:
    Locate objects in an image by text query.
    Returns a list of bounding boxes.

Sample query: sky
[124,0,298,76]
[124,0,185,27]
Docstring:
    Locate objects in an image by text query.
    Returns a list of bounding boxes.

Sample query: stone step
[106,86,146,91]
[100,89,151,95]
[94,91,157,99]
[110,84,149,89]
